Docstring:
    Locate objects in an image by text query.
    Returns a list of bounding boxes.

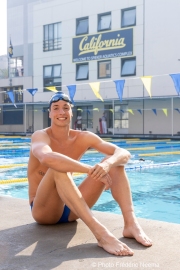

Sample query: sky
[0,0,7,55]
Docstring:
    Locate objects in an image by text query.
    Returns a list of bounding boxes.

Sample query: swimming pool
[0,137,180,224]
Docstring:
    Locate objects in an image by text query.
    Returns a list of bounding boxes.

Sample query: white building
[0,0,180,136]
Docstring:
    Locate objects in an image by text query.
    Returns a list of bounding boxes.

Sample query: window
[121,57,136,76]
[98,12,111,32]
[121,7,136,28]
[43,22,62,51]
[3,105,23,125]
[43,64,62,91]
[98,60,111,79]
[104,105,113,129]
[76,17,88,35]
[76,63,89,80]
[114,105,129,129]
[77,106,93,129]
[3,87,23,103]
[9,57,23,77]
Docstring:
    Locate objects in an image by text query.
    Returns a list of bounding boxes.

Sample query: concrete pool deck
[0,196,180,270]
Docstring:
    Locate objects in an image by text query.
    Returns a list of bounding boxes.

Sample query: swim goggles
[49,91,73,108]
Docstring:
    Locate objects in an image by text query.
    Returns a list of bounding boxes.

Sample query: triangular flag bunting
[26,88,38,96]
[93,108,99,111]
[46,87,57,92]
[162,108,168,116]
[175,108,180,113]
[137,109,142,114]
[127,109,134,115]
[152,109,157,115]
[109,109,114,113]
[67,85,76,104]
[77,108,83,111]
[89,82,103,101]
[169,73,180,95]
[7,90,17,108]
[141,76,152,97]
[113,80,125,102]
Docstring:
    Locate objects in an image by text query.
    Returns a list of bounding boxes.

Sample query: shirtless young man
[28,91,152,256]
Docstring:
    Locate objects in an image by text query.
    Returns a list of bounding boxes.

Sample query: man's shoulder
[32,128,50,139]
[73,130,102,142]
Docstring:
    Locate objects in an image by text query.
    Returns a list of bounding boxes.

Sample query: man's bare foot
[97,230,134,256]
[123,221,152,247]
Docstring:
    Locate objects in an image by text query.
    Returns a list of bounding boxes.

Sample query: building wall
[1,0,180,135]
[33,0,145,102]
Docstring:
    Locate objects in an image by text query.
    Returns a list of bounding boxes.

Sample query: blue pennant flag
[67,85,76,104]
[114,80,125,102]
[8,39,13,58]
[175,108,180,113]
[137,109,142,115]
[7,90,17,108]
[27,88,38,96]
[169,73,180,95]
[152,109,157,115]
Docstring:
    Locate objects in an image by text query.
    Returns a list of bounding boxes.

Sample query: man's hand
[88,161,112,190]
[88,161,111,179]
[99,174,112,190]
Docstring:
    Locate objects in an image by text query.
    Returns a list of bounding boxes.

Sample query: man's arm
[84,132,131,179]
[31,130,92,173]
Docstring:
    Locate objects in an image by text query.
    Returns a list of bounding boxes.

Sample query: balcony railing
[43,38,62,51]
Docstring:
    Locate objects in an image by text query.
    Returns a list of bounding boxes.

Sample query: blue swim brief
[30,202,70,224]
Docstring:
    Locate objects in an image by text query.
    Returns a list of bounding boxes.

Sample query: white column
[112,99,114,135]
[171,97,173,136]
[24,103,26,134]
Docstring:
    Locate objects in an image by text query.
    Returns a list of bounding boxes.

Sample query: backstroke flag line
[162,108,168,116]
[46,87,57,92]
[141,76,152,97]
[89,82,103,102]
[152,109,157,115]
[114,80,125,102]
[67,85,76,104]
[7,90,17,108]
[169,73,180,95]
[127,109,134,115]
[26,88,38,96]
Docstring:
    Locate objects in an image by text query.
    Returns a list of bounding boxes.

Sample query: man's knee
[109,165,125,176]
[51,169,72,183]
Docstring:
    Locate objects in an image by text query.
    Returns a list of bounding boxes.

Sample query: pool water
[0,138,180,224]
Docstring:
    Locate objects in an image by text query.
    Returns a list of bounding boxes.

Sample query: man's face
[49,100,72,126]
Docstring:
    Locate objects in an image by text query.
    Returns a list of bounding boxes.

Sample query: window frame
[97,60,111,79]
[76,105,93,129]
[9,56,23,78]
[2,105,23,125]
[76,63,89,81]
[43,22,62,52]
[76,16,89,35]
[121,57,136,77]
[3,87,23,104]
[97,12,111,32]
[121,7,136,28]
[43,64,62,92]
[114,104,129,129]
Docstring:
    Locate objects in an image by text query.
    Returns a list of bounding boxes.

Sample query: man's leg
[32,168,133,256]
[69,165,152,247]
[108,166,152,246]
